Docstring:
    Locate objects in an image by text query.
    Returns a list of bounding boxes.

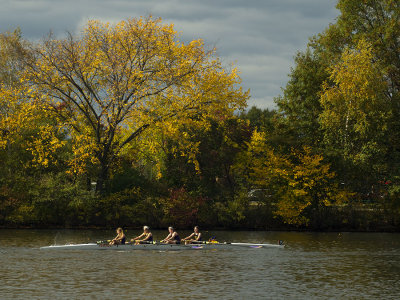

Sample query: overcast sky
[1,0,339,108]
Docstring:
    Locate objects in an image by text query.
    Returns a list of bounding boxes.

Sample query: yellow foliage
[275,147,338,225]
[320,39,390,162]
[17,17,248,180]
[238,131,351,225]
[0,82,64,169]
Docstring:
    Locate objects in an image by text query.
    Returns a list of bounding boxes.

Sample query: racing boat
[40,241,284,251]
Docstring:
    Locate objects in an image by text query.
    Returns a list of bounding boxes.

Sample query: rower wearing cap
[131,226,153,244]
[182,226,202,244]
[161,226,181,244]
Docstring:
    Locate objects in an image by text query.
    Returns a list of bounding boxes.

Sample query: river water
[0,229,399,299]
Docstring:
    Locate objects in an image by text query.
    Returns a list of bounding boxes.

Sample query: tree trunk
[96,161,109,194]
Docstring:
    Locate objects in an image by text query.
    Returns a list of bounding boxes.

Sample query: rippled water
[0,229,399,299]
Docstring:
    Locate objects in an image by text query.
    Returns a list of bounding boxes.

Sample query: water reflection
[0,230,399,299]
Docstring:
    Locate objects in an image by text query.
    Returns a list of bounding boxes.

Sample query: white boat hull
[40,242,284,251]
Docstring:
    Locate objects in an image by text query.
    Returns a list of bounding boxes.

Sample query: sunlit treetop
[15,17,248,191]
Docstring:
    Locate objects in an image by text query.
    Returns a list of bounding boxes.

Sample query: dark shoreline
[1,225,399,232]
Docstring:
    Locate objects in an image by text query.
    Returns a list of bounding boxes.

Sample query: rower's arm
[142,233,152,241]
[183,233,194,240]
[133,233,145,240]
[116,233,124,241]
[162,233,172,241]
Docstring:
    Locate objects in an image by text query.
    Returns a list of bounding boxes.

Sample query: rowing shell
[40,242,284,251]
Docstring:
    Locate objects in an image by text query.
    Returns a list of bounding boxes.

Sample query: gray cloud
[0,0,339,108]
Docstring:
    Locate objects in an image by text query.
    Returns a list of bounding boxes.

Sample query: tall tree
[17,17,248,192]
[333,0,400,180]
[320,40,390,176]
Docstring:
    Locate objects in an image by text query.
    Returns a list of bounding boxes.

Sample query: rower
[182,226,202,244]
[131,226,153,244]
[161,226,181,244]
[109,227,126,245]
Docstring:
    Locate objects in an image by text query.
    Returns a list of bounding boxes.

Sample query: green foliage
[212,195,249,228]
[275,48,329,148]
[239,106,276,133]
[162,117,251,199]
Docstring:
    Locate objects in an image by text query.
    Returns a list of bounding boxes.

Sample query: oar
[97,240,147,245]
[129,240,156,245]
[96,240,112,244]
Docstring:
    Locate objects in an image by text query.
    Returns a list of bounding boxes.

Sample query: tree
[233,130,289,225]
[332,0,400,184]
[320,39,390,173]
[0,28,25,87]
[234,130,288,194]
[277,147,349,227]
[1,29,66,172]
[0,29,24,152]
[0,30,74,226]
[239,106,276,133]
[19,17,248,192]
[235,130,349,226]
[275,48,329,149]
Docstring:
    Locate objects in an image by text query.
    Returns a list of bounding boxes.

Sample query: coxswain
[182,226,202,244]
[110,227,126,245]
[161,226,181,244]
[131,226,153,244]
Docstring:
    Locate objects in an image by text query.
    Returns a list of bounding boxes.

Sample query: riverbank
[1,218,399,232]
[2,196,399,232]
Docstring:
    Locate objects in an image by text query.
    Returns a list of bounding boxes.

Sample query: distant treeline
[1,1,400,231]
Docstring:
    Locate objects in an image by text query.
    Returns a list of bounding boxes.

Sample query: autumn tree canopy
[320,40,390,167]
[16,17,248,192]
